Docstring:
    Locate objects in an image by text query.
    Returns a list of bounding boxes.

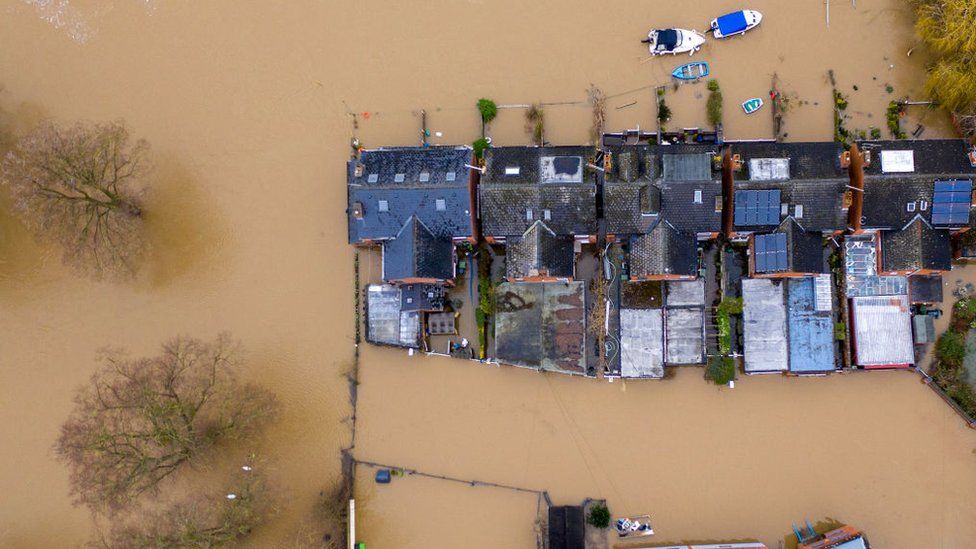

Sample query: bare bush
[1,120,149,277]
[107,468,276,548]
[55,334,279,513]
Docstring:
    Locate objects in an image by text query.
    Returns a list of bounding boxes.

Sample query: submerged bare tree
[108,468,276,548]
[0,120,149,276]
[55,334,279,513]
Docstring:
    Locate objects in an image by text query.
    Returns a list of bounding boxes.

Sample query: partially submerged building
[797,524,870,549]
[348,146,476,286]
[493,281,586,375]
[365,284,421,348]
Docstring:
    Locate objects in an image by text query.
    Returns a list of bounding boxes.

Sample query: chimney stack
[847,143,865,233]
[722,147,735,237]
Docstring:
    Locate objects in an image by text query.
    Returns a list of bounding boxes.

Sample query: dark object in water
[375,469,392,483]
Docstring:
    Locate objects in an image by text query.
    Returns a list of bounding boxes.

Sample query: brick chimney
[847,143,865,233]
[722,146,735,237]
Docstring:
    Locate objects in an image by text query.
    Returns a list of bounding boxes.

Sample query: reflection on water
[142,156,229,288]
[0,0,974,546]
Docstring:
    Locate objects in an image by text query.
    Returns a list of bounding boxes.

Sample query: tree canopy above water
[913,0,976,134]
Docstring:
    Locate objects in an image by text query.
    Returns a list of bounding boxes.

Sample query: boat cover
[716,11,748,35]
[655,29,678,50]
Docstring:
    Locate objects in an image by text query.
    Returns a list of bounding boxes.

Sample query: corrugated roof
[620,308,664,378]
[662,153,712,181]
[742,278,788,372]
[851,295,914,367]
[366,285,420,348]
[787,277,835,373]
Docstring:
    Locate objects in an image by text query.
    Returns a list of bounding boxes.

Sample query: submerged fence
[913,367,976,429]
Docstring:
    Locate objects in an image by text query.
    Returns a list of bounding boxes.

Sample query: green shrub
[887,101,907,139]
[477,98,497,123]
[834,90,849,110]
[834,322,847,341]
[587,504,611,528]
[707,89,723,126]
[706,356,736,385]
[869,127,882,139]
[706,79,720,93]
[657,99,671,123]
[717,297,743,315]
[473,137,490,159]
[937,331,966,367]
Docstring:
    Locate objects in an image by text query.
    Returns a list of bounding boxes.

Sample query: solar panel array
[755,233,788,272]
[734,189,781,226]
[932,179,972,226]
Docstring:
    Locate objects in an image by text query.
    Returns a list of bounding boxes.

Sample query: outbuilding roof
[787,277,835,373]
[742,278,789,373]
[620,308,664,378]
[493,281,586,374]
[850,295,914,367]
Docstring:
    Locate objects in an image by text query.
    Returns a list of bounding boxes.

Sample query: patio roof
[742,278,788,373]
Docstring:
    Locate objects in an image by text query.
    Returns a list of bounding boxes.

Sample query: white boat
[710,9,763,39]
[614,514,654,538]
[642,28,705,56]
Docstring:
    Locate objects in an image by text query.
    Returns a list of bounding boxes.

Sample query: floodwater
[0,0,972,547]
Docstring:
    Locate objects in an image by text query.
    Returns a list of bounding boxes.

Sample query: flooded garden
[0,0,975,547]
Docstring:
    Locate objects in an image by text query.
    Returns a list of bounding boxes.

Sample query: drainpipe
[847,143,865,234]
[721,147,735,238]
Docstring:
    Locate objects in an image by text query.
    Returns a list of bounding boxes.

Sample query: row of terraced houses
[347,136,976,379]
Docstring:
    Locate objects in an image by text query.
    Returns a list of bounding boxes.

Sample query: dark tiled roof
[482,145,596,184]
[548,506,585,549]
[349,146,472,186]
[858,139,976,176]
[909,274,944,303]
[659,180,723,234]
[506,221,575,279]
[630,221,698,278]
[734,179,847,232]
[382,216,454,281]
[480,184,597,236]
[779,219,827,274]
[881,217,951,272]
[603,183,659,235]
[348,147,474,243]
[605,145,658,182]
[861,176,935,229]
[728,141,845,180]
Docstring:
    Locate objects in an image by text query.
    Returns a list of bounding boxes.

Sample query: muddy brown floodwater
[0,0,974,548]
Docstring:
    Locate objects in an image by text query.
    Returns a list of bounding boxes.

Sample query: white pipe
[349,499,356,549]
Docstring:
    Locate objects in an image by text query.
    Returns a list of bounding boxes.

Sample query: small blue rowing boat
[742,97,764,114]
[672,61,709,81]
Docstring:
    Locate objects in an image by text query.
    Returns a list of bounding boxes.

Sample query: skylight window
[419,172,430,182]
[367,174,379,183]
[505,166,521,176]
[435,199,446,211]
[378,200,389,212]
[445,171,457,181]
[394,173,405,183]
[693,190,703,204]
[526,209,533,221]
[544,209,551,220]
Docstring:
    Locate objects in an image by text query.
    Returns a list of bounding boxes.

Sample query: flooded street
[0,0,973,547]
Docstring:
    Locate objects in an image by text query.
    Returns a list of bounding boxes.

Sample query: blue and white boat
[642,28,706,56]
[710,9,763,39]
[742,97,764,114]
[672,61,710,80]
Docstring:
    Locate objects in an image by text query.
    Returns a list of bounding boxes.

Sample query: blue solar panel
[755,233,787,272]
[735,189,781,227]
[932,179,972,226]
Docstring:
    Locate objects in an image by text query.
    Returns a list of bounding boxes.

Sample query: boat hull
[672,61,710,80]
[710,9,763,39]
[645,28,705,56]
[742,97,764,114]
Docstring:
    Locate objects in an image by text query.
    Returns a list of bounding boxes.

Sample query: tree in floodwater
[55,334,279,513]
[0,120,149,277]
[912,0,976,135]
[107,467,276,548]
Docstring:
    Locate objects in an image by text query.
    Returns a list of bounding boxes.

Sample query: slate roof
[605,145,658,183]
[480,146,598,237]
[729,141,845,180]
[382,216,454,282]
[858,139,976,176]
[548,506,585,549]
[506,221,575,280]
[775,219,827,274]
[861,176,935,229]
[662,153,712,181]
[604,182,660,234]
[348,147,474,243]
[880,216,951,272]
[659,180,723,234]
[734,179,848,233]
[630,220,698,278]
[909,274,944,303]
